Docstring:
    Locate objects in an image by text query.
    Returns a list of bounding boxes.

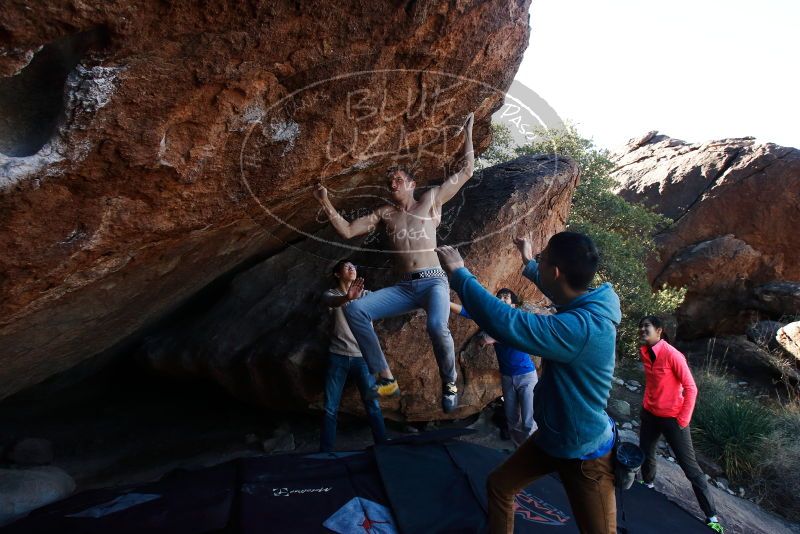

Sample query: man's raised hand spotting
[435,245,465,275]
[513,234,534,267]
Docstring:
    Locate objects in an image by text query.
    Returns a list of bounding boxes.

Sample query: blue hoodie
[449,260,621,459]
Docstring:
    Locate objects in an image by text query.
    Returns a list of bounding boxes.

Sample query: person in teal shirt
[436,231,621,534]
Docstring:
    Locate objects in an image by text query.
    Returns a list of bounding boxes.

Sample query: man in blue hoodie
[436,231,621,534]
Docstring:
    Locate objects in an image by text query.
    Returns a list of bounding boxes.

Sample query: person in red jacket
[638,315,723,533]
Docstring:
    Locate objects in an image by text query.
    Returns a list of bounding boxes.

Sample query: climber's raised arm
[313,183,383,239]
[434,112,474,206]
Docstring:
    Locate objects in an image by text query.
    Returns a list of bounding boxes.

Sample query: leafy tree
[478,123,685,356]
[474,123,516,171]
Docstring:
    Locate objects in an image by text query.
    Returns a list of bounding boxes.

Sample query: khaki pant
[487,435,616,534]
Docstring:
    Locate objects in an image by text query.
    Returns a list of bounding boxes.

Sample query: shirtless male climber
[312,112,474,413]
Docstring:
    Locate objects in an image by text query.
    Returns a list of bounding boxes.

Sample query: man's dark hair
[547,232,599,290]
[495,288,519,305]
[331,260,349,277]
[386,165,416,182]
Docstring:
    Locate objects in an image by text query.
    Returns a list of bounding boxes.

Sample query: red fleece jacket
[640,339,697,428]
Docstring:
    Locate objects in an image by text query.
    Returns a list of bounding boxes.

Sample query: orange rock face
[0,0,534,400]
[137,155,578,421]
[613,133,800,339]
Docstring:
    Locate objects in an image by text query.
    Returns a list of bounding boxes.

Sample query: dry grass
[754,402,800,521]
[693,358,800,521]
[692,366,773,480]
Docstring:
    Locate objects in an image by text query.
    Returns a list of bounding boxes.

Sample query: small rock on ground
[607,399,631,419]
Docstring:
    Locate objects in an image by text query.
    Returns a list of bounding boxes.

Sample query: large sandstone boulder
[0,0,533,400]
[137,154,579,421]
[680,336,800,385]
[749,282,800,317]
[656,235,762,293]
[654,235,766,338]
[613,133,800,339]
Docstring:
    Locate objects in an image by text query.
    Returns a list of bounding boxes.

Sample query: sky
[514,0,799,151]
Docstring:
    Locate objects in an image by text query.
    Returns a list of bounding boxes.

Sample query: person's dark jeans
[320,353,387,452]
[639,408,717,519]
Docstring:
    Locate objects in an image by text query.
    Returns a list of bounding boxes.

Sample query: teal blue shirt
[449,260,621,459]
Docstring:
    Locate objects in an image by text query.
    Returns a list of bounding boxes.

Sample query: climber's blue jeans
[343,275,457,384]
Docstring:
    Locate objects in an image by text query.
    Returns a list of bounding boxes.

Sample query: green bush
[683,363,800,520]
[756,404,800,520]
[477,123,685,356]
[475,123,516,171]
[692,368,774,480]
